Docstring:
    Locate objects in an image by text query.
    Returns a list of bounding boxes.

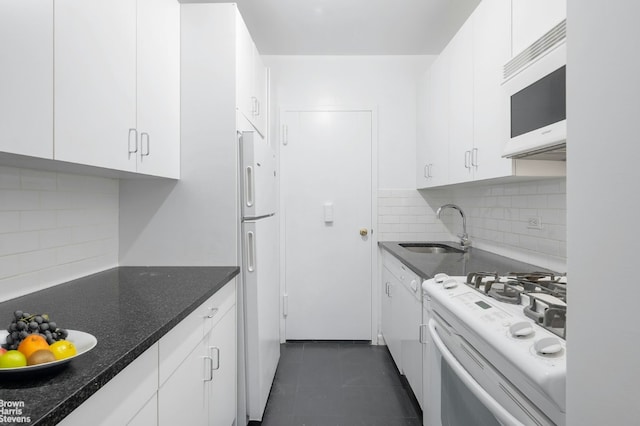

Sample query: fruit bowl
[0,330,97,374]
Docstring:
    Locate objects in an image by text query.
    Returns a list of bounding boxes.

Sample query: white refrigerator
[239,131,280,421]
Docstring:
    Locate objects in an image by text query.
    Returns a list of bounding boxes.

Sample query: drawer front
[58,343,159,426]
[158,279,236,386]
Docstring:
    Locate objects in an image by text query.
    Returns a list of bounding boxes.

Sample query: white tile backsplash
[377,189,450,242]
[0,166,119,302]
[378,178,567,272]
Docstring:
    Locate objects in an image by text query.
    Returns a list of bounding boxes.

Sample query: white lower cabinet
[158,280,237,426]
[128,394,158,426]
[209,303,237,425]
[381,251,424,408]
[58,343,159,426]
[381,265,401,368]
[60,279,236,426]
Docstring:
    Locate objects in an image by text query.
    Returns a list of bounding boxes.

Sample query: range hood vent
[504,19,566,81]
[507,142,566,161]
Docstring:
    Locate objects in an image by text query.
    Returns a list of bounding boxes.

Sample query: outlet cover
[527,217,543,230]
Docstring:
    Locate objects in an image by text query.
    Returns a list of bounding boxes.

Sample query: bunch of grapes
[2,310,69,350]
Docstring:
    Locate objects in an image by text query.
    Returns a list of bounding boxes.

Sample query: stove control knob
[434,273,449,283]
[443,278,458,289]
[534,337,563,356]
[509,322,535,338]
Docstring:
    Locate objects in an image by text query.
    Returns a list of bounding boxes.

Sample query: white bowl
[0,330,97,374]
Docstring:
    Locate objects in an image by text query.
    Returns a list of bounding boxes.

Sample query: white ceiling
[182,0,481,55]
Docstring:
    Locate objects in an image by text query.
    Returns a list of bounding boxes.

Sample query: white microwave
[502,39,566,160]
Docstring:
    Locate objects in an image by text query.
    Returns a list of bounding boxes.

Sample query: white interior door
[281,109,373,340]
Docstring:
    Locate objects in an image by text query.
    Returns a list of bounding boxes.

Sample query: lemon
[0,350,27,368]
[49,340,77,360]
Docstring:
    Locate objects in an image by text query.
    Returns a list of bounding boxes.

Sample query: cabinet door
[158,338,209,426]
[447,18,474,185]
[473,0,514,181]
[136,0,180,178]
[236,11,254,125]
[209,304,237,426]
[425,53,450,187]
[54,0,137,172]
[511,0,566,56]
[381,266,400,369]
[252,46,268,137]
[0,0,53,159]
[127,394,158,426]
[416,69,430,188]
[58,344,159,426]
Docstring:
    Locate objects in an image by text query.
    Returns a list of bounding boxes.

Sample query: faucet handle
[458,233,471,249]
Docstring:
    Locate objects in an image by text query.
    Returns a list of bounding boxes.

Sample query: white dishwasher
[380,251,424,408]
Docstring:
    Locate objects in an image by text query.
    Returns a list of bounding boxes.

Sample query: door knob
[360,228,368,237]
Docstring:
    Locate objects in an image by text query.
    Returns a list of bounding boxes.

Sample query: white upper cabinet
[472,0,514,181]
[0,0,53,159]
[447,18,474,185]
[416,0,566,189]
[54,0,179,178]
[236,13,268,138]
[511,0,566,56]
[54,0,137,172]
[416,56,450,189]
[136,0,180,178]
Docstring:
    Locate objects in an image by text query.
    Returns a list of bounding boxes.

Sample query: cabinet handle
[251,96,258,115]
[203,356,214,381]
[245,166,254,207]
[141,132,150,158]
[419,324,427,344]
[464,150,471,169]
[424,164,429,178]
[386,282,392,297]
[204,307,219,319]
[246,231,255,272]
[472,148,478,168]
[428,164,433,178]
[210,346,221,371]
[256,99,260,117]
[128,128,138,157]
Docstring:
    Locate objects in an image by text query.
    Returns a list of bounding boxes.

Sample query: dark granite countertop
[0,266,239,425]
[380,241,556,279]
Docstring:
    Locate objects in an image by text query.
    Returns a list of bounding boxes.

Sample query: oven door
[427,318,553,426]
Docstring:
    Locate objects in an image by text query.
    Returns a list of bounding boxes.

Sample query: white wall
[566,1,640,424]
[0,166,118,302]
[263,55,434,189]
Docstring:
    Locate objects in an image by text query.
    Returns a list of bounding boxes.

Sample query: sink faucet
[436,204,471,250]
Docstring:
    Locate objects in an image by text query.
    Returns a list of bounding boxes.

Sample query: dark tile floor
[259,341,422,426]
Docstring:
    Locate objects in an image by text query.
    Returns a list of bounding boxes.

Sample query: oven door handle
[428,320,527,426]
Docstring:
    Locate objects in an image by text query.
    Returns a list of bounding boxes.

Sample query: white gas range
[423,272,566,426]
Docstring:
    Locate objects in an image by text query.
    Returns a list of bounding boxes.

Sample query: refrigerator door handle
[247,231,256,272]
[245,166,254,207]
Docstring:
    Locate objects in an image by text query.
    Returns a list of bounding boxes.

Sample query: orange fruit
[27,349,56,366]
[49,340,77,360]
[0,350,27,368]
[17,334,50,359]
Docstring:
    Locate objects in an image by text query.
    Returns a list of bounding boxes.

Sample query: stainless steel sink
[399,243,464,254]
